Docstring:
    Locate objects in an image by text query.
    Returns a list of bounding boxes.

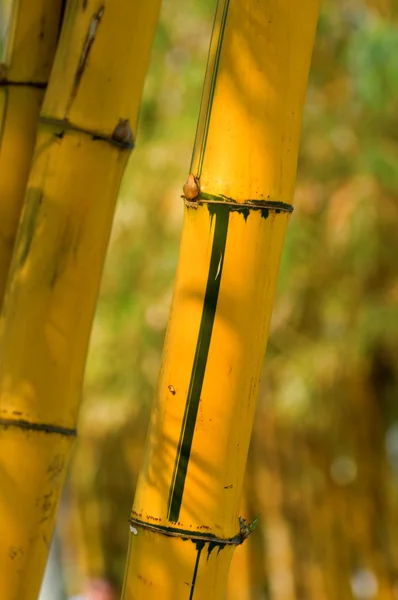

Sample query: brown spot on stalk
[8,547,23,560]
[112,119,134,145]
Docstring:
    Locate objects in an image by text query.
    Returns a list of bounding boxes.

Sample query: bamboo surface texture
[0,1,160,598]
[122,1,320,598]
[0,0,63,307]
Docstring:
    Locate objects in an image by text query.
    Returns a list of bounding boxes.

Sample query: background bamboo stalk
[0,0,63,308]
[0,1,160,598]
[121,1,320,598]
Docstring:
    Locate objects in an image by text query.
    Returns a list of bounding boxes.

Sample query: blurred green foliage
[271,0,398,427]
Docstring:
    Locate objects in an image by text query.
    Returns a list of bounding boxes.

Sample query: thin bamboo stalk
[0,1,160,598]
[121,1,320,598]
[0,0,63,307]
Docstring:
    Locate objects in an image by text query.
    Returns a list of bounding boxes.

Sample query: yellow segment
[3,0,61,81]
[0,128,127,427]
[0,427,73,599]
[192,0,320,203]
[43,1,161,136]
[132,205,290,537]
[123,526,235,600]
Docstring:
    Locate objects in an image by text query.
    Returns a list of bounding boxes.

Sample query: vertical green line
[191,0,230,178]
[167,205,229,523]
[189,541,205,600]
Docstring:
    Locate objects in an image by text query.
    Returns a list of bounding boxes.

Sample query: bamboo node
[0,79,47,89]
[0,417,77,437]
[239,514,261,541]
[129,517,247,546]
[112,119,134,145]
[39,116,135,149]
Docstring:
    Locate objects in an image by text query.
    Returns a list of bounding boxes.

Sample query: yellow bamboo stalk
[121,1,320,598]
[0,0,63,307]
[0,1,160,598]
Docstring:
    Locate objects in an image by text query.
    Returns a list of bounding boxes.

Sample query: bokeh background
[40,0,398,598]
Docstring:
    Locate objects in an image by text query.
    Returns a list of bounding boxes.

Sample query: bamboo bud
[183,173,200,202]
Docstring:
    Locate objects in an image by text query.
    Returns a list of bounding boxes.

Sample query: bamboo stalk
[0,0,63,308]
[0,1,160,598]
[121,1,320,598]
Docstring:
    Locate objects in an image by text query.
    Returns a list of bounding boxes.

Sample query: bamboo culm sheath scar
[0,1,160,598]
[122,0,320,599]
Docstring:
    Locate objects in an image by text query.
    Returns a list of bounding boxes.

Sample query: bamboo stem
[0,1,160,598]
[121,1,320,598]
[0,0,63,308]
